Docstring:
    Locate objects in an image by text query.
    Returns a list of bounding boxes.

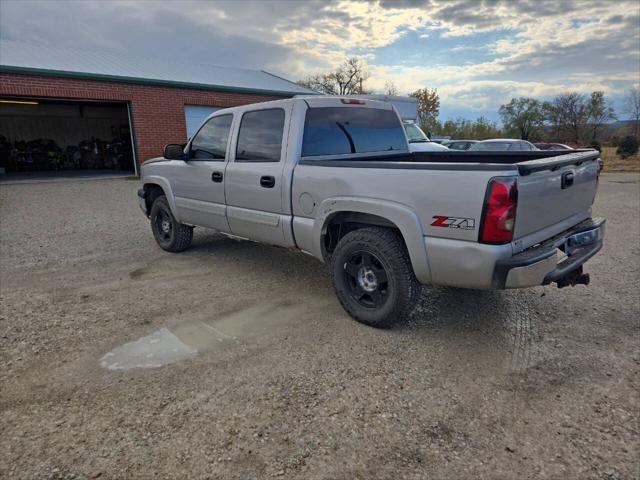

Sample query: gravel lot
[1,174,638,479]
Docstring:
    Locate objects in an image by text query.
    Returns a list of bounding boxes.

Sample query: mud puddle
[100,302,309,370]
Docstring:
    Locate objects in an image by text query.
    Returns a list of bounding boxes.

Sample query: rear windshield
[302,107,407,157]
[469,142,512,151]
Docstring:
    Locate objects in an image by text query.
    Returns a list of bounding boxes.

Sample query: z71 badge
[431,215,476,230]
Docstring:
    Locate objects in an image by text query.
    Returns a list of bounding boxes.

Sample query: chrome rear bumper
[494,217,605,289]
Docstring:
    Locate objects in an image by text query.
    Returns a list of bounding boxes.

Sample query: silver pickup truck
[138,96,605,327]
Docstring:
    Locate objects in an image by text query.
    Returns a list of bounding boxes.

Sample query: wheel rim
[342,250,389,308]
[154,208,172,242]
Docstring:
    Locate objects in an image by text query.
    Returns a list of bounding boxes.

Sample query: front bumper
[137,188,148,216]
[494,217,605,289]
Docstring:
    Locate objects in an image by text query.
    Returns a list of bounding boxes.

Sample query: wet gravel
[1,174,638,479]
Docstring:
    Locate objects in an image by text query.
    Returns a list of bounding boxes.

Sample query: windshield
[469,141,512,151]
[403,123,429,143]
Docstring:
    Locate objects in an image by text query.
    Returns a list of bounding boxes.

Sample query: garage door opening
[0,97,136,179]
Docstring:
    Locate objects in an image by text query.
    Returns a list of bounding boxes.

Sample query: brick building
[0,40,314,175]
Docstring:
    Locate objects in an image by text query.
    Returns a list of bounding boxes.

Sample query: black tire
[149,195,193,252]
[330,227,421,328]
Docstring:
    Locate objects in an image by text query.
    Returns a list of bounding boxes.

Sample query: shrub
[616,136,639,158]
[587,140,601,152]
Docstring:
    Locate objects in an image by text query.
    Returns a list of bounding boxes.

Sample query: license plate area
[565,227,602,255]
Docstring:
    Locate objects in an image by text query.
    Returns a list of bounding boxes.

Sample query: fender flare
[312,197,431,284]
[142,175,182,223]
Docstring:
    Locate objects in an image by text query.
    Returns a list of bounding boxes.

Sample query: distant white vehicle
[402,121,449,152]
[352,95,448,152]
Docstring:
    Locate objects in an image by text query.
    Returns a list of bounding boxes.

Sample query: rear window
[302,107,407,157]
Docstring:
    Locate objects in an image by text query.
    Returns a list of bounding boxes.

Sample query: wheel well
[322,211,403,258]
[143,183,165,215]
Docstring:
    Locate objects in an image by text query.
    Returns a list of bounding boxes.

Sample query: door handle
[260,176,275,188]
[211,171,223,183]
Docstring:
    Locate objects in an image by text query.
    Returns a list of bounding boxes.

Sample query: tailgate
[514,151,600,241]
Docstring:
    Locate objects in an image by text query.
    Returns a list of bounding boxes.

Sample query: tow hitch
[555,266,590,288]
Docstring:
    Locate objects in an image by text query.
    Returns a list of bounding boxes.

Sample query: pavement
[0,173,638,479]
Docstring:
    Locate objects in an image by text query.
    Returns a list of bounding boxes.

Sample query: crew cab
[138,97,604,328]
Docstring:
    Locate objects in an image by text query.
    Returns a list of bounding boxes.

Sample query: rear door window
[302,107,407,157]
[235,109,285,162]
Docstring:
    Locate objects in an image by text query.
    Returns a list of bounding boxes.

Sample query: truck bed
[299,149,600,175]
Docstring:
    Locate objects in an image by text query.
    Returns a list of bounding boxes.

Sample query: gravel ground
[1,174,638,480]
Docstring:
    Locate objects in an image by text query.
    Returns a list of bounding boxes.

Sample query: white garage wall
[184,105,221,138]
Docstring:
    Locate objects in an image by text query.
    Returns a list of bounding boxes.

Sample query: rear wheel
[150,195,193,252]
[330,227,421,328]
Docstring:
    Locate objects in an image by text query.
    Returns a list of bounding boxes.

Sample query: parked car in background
[534,143,573,150]
[469,139,539,151]
[445,140,478,151]
[402,121,449,152]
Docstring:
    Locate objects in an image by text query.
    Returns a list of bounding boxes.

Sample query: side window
[190,114,233,160]
[235,109,285,162]
[510,142,522,151]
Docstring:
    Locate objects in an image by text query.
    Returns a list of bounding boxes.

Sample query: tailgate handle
[561,171,574,189]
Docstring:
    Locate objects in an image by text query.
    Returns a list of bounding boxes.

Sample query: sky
[1,0,639,123]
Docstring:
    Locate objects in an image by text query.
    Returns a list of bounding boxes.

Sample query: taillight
[479,177,518,244]
[340,98,365,104]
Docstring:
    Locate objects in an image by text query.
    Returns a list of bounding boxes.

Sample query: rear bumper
[494,217,605,289]
[424,217,605,290]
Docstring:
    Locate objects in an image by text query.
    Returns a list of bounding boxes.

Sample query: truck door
[170,114,233,232]
[224,106,291,247]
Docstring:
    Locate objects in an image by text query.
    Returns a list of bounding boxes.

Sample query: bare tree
[384,81,399,96]
[543,100,565,141]
[553,92,589,143]
[297,57,369,95]
[622,87,640,138]
[587,91,616,141]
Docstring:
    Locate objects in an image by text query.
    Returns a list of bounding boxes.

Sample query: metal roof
[0,40,317,97]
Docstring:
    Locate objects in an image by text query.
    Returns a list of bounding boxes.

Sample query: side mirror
[163,143,186,160]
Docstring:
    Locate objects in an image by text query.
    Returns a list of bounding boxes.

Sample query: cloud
[1,0,638,120]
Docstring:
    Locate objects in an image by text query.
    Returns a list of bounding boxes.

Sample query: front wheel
[330,227,421,328]
[149,195,193,252]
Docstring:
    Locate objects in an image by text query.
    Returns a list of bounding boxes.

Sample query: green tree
[498,97,544,140]
[617,135,639,157]
[433,116,501,140]
[587,91,616,141]
[410,87,440,134]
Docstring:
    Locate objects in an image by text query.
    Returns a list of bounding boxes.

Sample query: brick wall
[0,73,286,165]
